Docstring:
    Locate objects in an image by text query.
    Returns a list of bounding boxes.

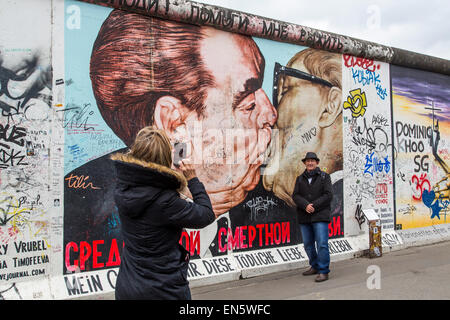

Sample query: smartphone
[173,142,186,167]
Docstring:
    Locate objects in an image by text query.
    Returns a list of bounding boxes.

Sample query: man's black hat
[302,152,320,163]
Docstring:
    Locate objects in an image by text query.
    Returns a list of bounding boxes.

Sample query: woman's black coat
[291,168,333,224]
[111,153,215,300]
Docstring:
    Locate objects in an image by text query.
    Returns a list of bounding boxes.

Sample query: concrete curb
[0,226,448,300]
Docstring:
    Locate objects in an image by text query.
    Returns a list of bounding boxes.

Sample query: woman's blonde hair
[128,126,172,168]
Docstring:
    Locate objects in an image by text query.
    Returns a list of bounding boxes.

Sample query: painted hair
[90,9,215,146]
[288,48,342,89]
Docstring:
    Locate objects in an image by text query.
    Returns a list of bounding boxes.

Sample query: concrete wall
[0,0,449,299]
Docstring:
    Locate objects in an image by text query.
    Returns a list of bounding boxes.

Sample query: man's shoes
[302,268,318,276]
[315,273,329,282]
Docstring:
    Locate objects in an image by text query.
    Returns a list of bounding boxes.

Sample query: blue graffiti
[422,190,450,220]
[375,83,388,100]
[351,67,387,100]
[364,152,391,176]
[68,144,88,163]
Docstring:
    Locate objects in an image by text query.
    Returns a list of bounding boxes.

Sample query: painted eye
[280,88,288,99]
[245,103,256,112]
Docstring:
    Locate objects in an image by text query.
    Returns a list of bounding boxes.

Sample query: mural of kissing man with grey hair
[89,10,277,218]
[64,8,278,266]
[263,48,344,231]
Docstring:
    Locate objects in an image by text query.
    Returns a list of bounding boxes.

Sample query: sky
[194,0,450,61]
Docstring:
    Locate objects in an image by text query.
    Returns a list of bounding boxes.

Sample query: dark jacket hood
[111,152,187,218]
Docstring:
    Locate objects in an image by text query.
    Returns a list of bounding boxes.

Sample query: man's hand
[306,203,315,214]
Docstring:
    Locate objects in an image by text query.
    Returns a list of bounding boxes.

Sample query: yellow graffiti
[433,173,450,200]
[44,238,52,249]
[0,193,46,239]
[33,221,48,239]
[343,88,367,118]
[0,194,28,226]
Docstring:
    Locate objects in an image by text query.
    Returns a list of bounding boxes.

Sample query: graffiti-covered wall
[0,0,449,300]
[0,0,53,291]
[342,56,395,236]
[392,66,450,229]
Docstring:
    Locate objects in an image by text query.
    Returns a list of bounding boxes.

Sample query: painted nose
[256,88,277,128]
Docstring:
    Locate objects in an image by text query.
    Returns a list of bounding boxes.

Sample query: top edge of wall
[74,0,450,76]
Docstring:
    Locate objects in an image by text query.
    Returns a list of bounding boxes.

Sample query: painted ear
[318,87,342,128]
[153,96,189,141]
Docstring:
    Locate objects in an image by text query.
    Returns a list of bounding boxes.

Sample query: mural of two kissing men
[63,8,343,273]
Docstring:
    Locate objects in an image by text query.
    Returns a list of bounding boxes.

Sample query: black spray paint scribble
[56,103,95,131]
[244,196,278,221]
[350,117,393,155]
[0,124,28,169]
[0,283,22,300]
[354,204,366,229]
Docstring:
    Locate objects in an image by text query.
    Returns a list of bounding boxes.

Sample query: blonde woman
[111,126,215,300]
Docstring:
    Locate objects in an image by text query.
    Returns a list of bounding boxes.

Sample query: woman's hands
[178,159,197,181]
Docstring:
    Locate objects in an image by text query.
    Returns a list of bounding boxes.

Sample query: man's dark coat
[291,167,333,224]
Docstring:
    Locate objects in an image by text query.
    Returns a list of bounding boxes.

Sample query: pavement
[191,240,450,300]
[76,240,450,300]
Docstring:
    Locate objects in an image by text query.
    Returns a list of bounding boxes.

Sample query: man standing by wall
[291,152,333,282]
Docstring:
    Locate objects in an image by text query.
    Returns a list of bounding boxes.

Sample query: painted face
[183,29,277,215]
[263,54,332,206]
